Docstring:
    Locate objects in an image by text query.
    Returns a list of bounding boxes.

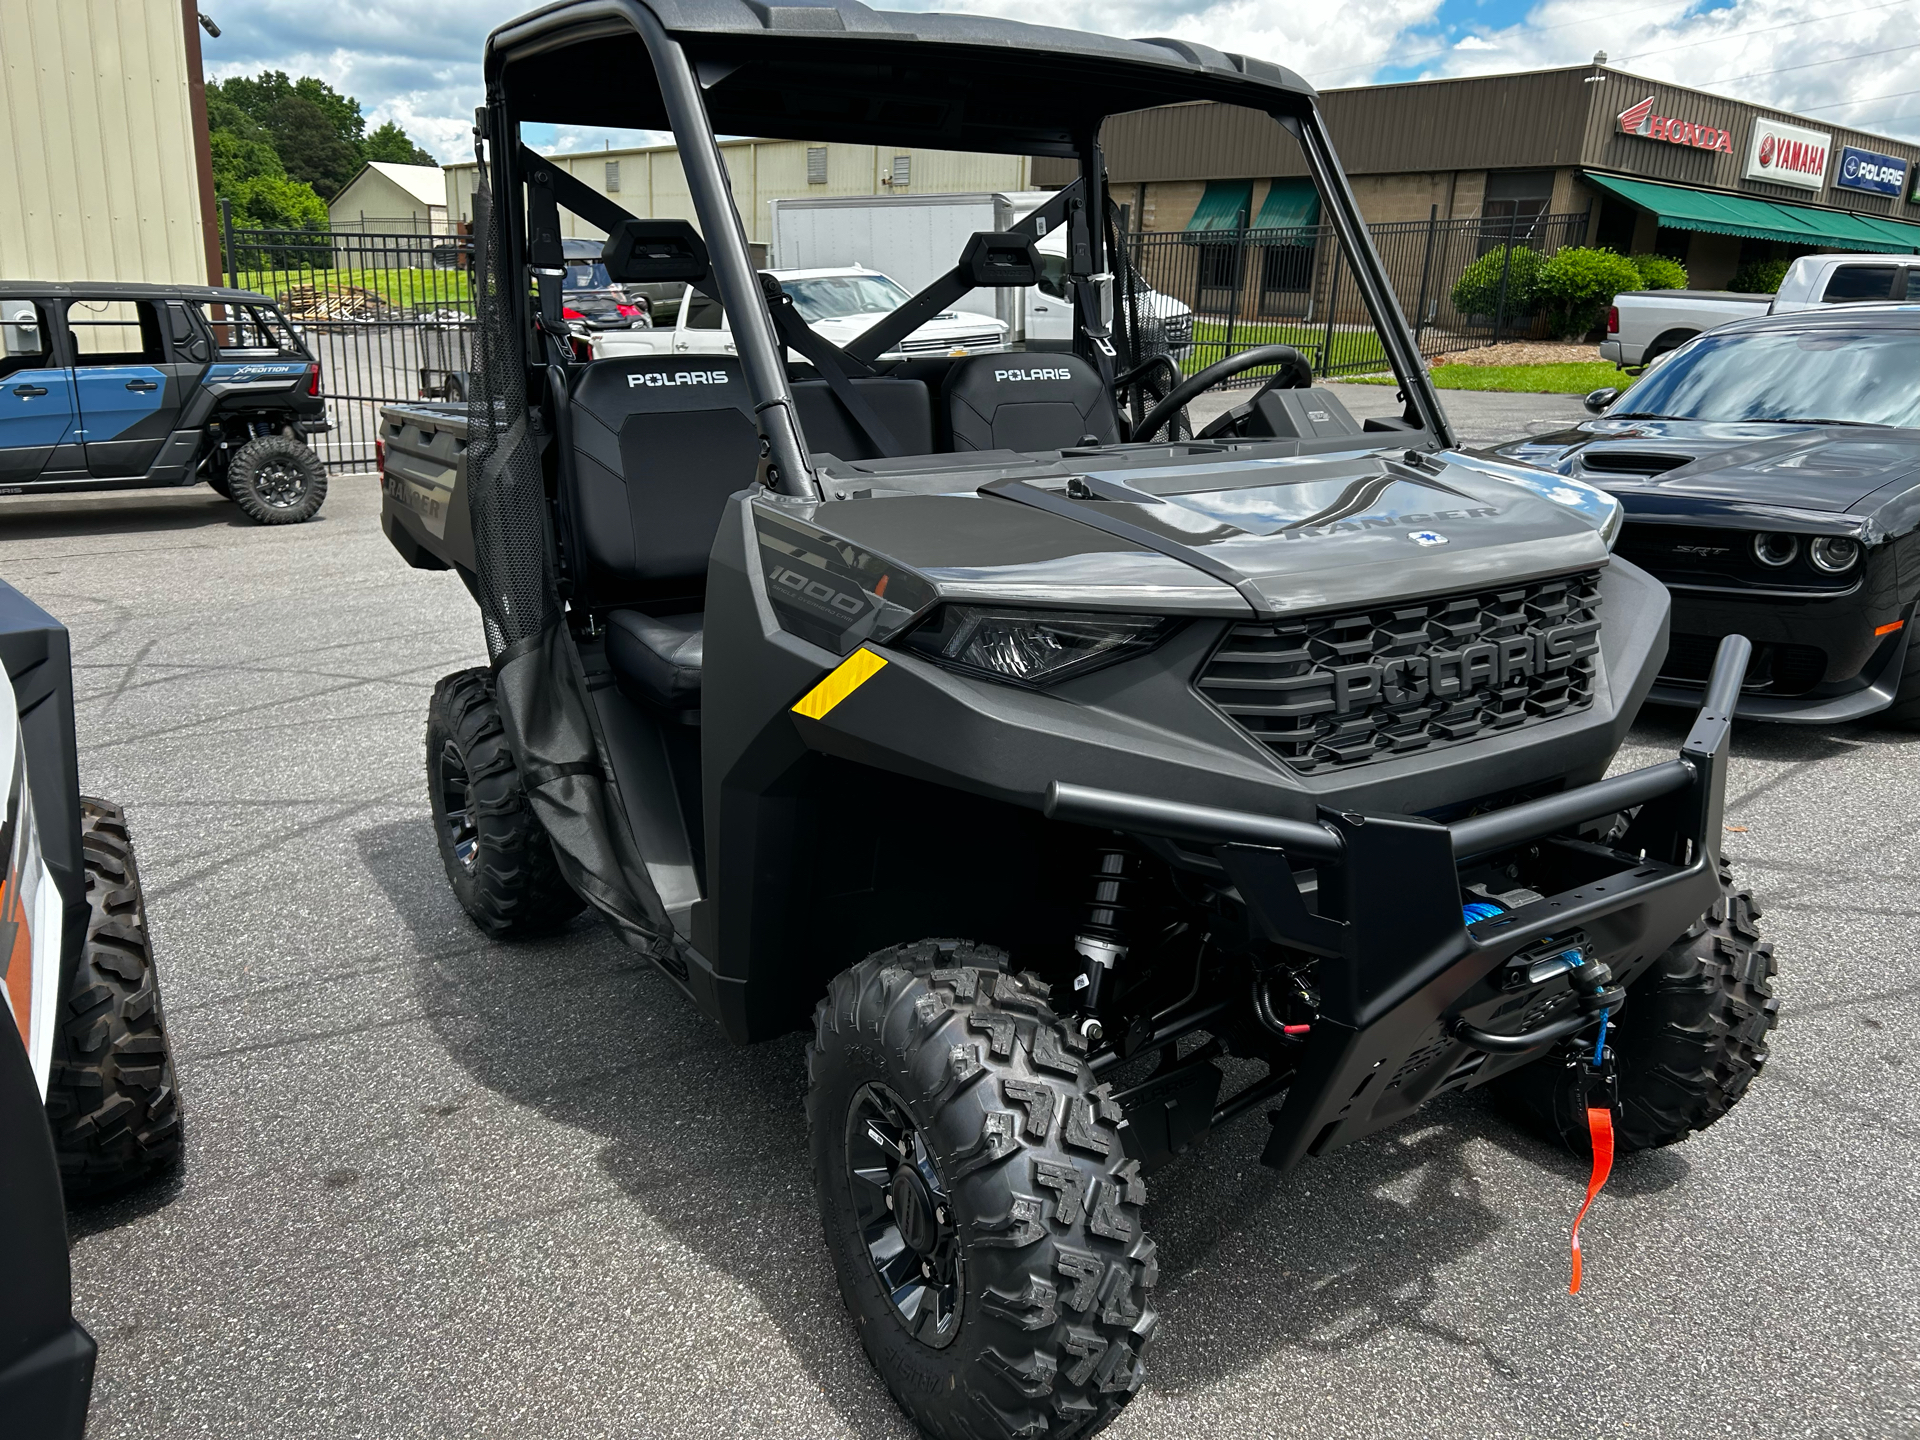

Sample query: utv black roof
[487,0,1317,153]
[0,281,279,307]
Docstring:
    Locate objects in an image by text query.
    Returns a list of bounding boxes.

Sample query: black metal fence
[221,225,475,472]
[1125,209,1591,383]
[224,207,1588,470]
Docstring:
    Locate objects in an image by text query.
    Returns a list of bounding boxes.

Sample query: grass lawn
[234,266,473,313]
[1186,319,1389,376]
[1345,360,1633,394]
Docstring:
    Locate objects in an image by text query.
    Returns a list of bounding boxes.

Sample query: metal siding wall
[1099,71,1594,184]
[446,142,1028,245]
[0,0,207,282]
[1581,70,1920,222]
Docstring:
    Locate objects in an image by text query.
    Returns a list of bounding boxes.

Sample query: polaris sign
[1835,145,1909,198]
[1743,117,1831,191]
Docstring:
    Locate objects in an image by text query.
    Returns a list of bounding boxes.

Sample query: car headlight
[1808,536,1860,574]
[903,606,1174,687]
[1753,533,1799,568]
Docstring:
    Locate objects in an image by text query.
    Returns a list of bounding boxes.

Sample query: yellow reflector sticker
[792,648,888,720]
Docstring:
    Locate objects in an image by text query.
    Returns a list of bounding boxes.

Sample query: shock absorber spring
[1073,845,1139,1031]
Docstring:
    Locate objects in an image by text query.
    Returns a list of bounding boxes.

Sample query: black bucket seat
[943,353,1121,452]
[564,354,760,712]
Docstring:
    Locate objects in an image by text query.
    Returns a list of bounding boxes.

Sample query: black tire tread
[426,667,583,935]
[807,940,1156,1440]
[227,433,327,525]
[44,797,183,1200]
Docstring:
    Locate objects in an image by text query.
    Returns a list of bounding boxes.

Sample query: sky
[195,0,1920,163]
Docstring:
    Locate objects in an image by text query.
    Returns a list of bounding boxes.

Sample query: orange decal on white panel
[2,870,30,1053]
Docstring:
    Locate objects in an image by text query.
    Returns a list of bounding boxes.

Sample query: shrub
[1729,258,1791,294]
[1450,244,1545,319]
[1630,253,1689,290]
[1537,246,1643,338]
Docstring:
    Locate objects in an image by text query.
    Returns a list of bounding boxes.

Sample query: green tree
[264,91,361,198]
[210,72,439,199]
[364,121,436,167]
[205,88,328,234]
[1629,253,1689,290]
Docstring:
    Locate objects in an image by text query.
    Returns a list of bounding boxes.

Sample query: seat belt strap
[844,181,1082,365]
[765,286,905,458]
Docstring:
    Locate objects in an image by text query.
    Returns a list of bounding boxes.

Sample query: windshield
[782,274,911,322]
[1620,328,1920,428]
[564,261,614,291]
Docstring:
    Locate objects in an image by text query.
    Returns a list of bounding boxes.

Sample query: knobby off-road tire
[45,798,182,1201]
[227,433,327,525]
[426,668,584,935]
[808,940,1157,1440]
[1494,863,1778,1154]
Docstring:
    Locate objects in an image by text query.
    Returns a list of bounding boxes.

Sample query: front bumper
[1048,634,1749,1170]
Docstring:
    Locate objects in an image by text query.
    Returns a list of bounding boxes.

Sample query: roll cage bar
[479,0,1454,501]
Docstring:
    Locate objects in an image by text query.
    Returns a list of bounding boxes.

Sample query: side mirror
[1583,387,1619,416]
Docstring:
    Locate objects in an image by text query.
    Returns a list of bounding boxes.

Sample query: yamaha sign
[1743,116,1831,190]
[1836,145,1909,198]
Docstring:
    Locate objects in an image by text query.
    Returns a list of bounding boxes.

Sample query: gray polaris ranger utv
[386,3,1776,1432]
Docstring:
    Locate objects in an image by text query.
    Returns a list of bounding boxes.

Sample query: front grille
[1664,632,1827,696]
[895,331,1005,355]
[1198,571,1603,773]
[1160,314,1193,349]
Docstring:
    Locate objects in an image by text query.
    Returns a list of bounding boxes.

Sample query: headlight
[1753,533,1799,568]
[1808,536,1860,573]
[903,606,1174,687]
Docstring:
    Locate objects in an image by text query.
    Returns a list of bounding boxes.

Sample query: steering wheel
[1130,344,1313,442]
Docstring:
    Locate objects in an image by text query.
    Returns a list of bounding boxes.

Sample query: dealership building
[1061,62,1920,289]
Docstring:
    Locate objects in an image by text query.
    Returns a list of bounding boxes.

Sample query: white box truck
[768,191,1192,358]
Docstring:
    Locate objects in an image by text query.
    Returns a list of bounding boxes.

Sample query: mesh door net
[463,160,679,961]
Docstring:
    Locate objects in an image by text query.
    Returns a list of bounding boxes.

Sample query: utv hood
[797,447,1613,618]
[1495,419,1920,519]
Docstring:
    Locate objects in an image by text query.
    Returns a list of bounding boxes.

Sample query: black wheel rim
[435,740,478,871]
[253,458,309,508]
[846,1082,963,1347]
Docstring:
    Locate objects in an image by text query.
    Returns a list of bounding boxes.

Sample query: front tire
[45,798,183,1201]
[228,433,326,524]
[808,940,1157,1440]
[426,668,584,935]
[1492,863,1778,1153]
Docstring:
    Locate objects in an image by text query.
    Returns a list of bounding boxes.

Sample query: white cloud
[194,0,1920,162]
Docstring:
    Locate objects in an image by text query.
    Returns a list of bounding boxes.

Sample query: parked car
[767,191,1194,357]
[0,281,329,523]
[590,265,1008,361]
[380,3,1777,1434]
[559,237,649,332]
[0,579,182,1438]
[1602,252,1920,368]
[1493,302,1920,723]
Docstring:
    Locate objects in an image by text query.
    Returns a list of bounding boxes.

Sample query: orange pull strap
[1569,1105,1615,1294]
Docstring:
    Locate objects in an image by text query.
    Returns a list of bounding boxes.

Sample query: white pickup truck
[591,264,1008,362]
[1602,252,1920,367]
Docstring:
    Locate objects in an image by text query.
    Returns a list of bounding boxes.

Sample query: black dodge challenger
[1489,303,1920,724]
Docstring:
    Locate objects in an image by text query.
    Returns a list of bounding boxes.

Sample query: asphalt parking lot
[7,386,1915,1439]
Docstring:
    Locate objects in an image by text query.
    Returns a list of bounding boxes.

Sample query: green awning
[1185,179,1253,232]
[1253,178,1320,234]
[1582,171,1920,253]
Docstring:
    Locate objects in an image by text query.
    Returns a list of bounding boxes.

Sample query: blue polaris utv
[0,281,329,523]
